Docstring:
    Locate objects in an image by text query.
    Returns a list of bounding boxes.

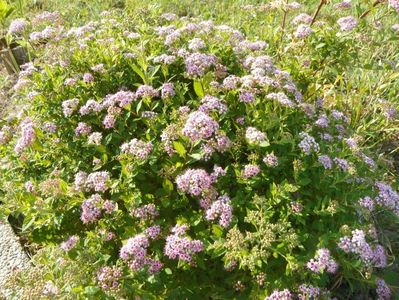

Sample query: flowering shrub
[0,7,398,299]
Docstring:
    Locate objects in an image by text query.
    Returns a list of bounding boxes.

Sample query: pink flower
[176,169,213,196]
[242,164,260,178]
[164,224,203,262]
[182,111,219,142]
[120,138,153,160]
[83,72,94,83]
[60,235,79,251]
[337,16,358,31]
[205,195,233,227]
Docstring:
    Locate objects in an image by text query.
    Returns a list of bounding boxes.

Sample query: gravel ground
[0,221,30,299]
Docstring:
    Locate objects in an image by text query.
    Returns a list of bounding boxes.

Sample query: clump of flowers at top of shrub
[0,9,397,299]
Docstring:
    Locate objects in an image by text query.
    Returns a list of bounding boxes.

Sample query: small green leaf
[212,224,224,237]
[173,141,186,157]
[162,179,174,193]
[136,99,143,113]
[259,140,270,147]
[193,80,204,98]
[22,217,35,232]
[130,62,147,83]
[189,153,202,161]
[165,268,173,275]
[84,286,100,295]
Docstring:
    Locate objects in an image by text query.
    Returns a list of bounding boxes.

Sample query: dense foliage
[0,1,398,299]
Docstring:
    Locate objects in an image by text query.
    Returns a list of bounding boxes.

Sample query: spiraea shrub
[0,8,398,300]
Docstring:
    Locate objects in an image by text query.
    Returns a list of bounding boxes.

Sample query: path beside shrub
[0,221,29,298]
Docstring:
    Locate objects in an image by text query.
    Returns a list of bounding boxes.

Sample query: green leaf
[136,99,143,113]
[130,62,147,83]
[162,179,174,193]
[22,217,35,232]
[165,268,173,275]
[212,224,224,237]
[84,286,100,295]
[173,141,186,157]
[193,80,204,98]
[259,140,270,147]
[189,152,202,161]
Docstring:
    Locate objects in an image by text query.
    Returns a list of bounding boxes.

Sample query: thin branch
[279,0,289,44]
[360,0,383,19]
[310,0,327,26]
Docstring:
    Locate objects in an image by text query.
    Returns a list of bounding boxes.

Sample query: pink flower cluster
[182,111,219,142]
[161,83,175,99]
[60,235,79,251]
[298,284,321,300]
[81,194,103,224]
[333,157,350,172]
[338,229,387,267]
[103,200,117,214]
[200,134,232,161]
[375,182,399,215]
[103,114,116,128]
[242,164,261,179]
[74,122,92,136]
[388,0,399,13]
[291,13,313,25]
[239,91,255,104]
[298,132,320,154]
[176,168,213,196]
[82,72,94,83]
[8,19,27,34]
[315,114,329,128]
[79,99,102,115]
[120,138,153,160]
[133,204,159,220]
[245,127,266,144]
[97,266,122,291]
[103,90,136,107]
[376,278,391,300]
[294,24,313,39]
[306,248,338,274]
[74,171,88,191]
[205,195,233,227]
[263,154,279,167]
[164,224,204,262]
[264,289,292,300]
[145,225,161,240]
[14,118,36,154]
[42,122,57,133]
[88,132,103,145]
[119,234,163,273]
[136,85,159,99]
[358,196,374,211]
[25,181,35,193]
[32,11,61,25]
[210,165,227,182]
[184,53,217,77]
[337,16,358,32]
[62,98,80,117]
[153,54,176,65]
[85,171,110,192]
[199,95,227,114]
[267,92,295,107]
[318,155,332,169]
